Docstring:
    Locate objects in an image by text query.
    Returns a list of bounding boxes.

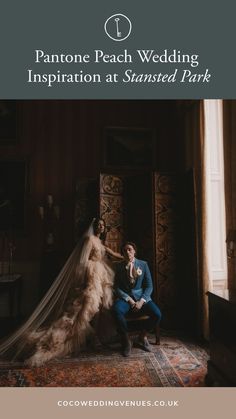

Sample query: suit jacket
[115,258,153,303]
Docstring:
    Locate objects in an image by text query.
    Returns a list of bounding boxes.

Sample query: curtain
[184,100,210,338]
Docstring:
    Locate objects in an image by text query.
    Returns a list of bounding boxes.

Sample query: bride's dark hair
[93,217,107,243]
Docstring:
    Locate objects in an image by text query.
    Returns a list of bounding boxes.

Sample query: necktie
[127,261,135,286]
[129,261,134,278]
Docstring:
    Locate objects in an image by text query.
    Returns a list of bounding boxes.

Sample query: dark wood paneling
[0,100,184,272]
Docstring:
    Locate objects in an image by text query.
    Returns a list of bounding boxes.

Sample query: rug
[0,336,208,387]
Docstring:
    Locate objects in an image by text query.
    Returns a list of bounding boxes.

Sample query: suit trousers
[113,299,162,335]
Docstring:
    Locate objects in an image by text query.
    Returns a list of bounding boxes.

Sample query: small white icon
[104,14,132,42]
[115,17,121,38]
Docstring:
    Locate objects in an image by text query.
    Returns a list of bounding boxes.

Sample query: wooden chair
[126,311,160,345]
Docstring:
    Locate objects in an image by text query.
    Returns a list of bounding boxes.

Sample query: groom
[113,242,161,357]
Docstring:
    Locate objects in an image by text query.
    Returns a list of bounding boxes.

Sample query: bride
[0,218,122,366]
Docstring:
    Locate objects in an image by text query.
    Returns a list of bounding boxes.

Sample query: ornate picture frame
[103,126,156,169]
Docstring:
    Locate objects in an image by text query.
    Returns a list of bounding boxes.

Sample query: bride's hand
[104,245,124,260]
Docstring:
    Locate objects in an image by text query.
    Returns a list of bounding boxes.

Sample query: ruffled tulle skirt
[24,260,114,366]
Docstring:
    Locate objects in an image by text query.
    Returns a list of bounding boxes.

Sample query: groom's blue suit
[113,258,162,335]
[115,259,153,302]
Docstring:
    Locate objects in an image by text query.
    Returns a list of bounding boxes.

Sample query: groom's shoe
[121,333,132,357]
[142,336,152,352]
[138,334,152,352]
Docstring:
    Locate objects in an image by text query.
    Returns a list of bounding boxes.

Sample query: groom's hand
[133,300,145,311]
[127,297,136,308]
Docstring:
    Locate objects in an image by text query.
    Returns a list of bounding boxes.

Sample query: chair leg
[155,324,160,345]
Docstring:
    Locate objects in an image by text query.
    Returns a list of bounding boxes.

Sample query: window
[204,100,228,296]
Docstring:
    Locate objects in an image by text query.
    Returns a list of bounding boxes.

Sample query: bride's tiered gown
[0,235,114,366]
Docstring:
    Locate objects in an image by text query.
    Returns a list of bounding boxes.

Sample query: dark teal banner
[0,0,235,98]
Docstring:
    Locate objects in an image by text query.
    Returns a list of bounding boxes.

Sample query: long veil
[0,220,95,361]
